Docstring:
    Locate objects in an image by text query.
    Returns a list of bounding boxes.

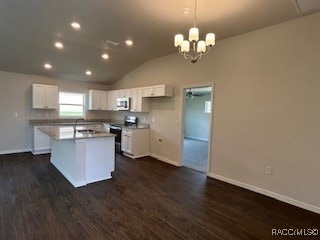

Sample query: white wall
[0,71,110,153]
[112,12,320,212]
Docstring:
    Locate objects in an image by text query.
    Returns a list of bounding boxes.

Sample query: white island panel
[85,137,115,184]
[50,136,115,187]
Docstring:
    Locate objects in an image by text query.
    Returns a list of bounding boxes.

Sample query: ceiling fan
[185,89,205,100]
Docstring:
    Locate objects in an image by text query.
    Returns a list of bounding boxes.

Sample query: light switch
[13,112,18,117]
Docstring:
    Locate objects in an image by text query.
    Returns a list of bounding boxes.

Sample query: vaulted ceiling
[0,0,319,84]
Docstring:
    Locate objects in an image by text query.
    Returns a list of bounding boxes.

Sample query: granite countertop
[29,119,122,126]
[122,125,149,129]
[37,125,116,141]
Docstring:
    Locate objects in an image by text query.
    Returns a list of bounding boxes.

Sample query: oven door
[109,126,121,143]
[109,126,123,154]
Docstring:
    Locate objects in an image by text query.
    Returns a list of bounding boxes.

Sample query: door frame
[178,83,215,176]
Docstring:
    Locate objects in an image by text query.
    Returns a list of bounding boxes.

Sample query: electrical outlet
[266,167,273,175]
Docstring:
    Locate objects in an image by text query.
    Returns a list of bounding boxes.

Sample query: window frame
[58,91,86,119]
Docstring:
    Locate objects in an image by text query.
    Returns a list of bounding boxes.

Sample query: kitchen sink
[77,129,100,134]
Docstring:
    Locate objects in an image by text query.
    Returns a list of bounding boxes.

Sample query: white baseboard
[208,173,320,214]
[31,149,51,155]
[0,148,31,155]
[149,153,181,167]
[86,175,112,185]
[123,152,150,159]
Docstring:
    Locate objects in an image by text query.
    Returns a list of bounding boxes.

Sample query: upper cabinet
[32,84,58,109]
[130,88,150,112]
[141,85,173,97]
[118,89,131,98]
[88,90,107,110]
[98,84,173,112]
[107,90,118,111]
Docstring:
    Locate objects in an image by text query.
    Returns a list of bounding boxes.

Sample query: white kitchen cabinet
[130,88,150,112]
[32,84,58,109]
[117,89,131,98]
[121,128,149,158]
[88,90,107,110]
[141,85,173,97]
[107,90,118,111]
[32,126,51,155]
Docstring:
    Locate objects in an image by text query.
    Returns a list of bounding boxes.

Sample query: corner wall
[112,12,320,212]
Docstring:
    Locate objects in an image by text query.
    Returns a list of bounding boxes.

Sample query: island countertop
[37,126,116,141]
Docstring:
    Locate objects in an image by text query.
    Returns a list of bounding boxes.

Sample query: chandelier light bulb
[181,40,190,53]
[205,33,215,46]
[197,41,206,53]
[189,27,199,42]
[174,34,184,47]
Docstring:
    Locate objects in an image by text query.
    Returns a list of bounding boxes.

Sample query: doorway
[180,85,213,174]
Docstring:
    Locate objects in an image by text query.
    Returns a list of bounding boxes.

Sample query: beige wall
[112,13,320,210]
[0,71,110,153]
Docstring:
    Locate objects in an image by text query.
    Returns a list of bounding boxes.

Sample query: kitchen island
[38,126,116,187]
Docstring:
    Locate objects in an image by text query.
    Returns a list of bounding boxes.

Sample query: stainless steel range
[109,116,137,154]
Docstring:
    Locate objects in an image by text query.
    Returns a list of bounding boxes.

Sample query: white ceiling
[0,0,319,84]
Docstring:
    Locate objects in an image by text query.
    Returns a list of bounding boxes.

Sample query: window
[204,101,211,113]
[59,92,85,118]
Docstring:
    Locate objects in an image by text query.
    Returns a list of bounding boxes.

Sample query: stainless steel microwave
[116,97,130,110]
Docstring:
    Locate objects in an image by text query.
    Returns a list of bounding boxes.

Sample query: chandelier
[174,0,215,63]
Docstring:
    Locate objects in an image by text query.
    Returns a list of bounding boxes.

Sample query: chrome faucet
[73,117,86,132]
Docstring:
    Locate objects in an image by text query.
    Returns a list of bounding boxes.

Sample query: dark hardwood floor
[0,152,319,240]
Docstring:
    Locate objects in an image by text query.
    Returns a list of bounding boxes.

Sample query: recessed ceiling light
[54,42,63,49]
[125,39,133,46]
[70,22,81,29]
[181,8,191,16]
[44,63,52,69]
[102,53,109,60]
[86,70,92,76]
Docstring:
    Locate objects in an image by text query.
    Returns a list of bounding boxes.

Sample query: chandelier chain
[194,0,197,27]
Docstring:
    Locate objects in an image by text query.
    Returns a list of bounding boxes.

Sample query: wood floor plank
[0,152,319,240]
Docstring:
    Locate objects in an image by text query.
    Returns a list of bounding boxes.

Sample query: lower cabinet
[32,126,51,155]
[121,128,149,158]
